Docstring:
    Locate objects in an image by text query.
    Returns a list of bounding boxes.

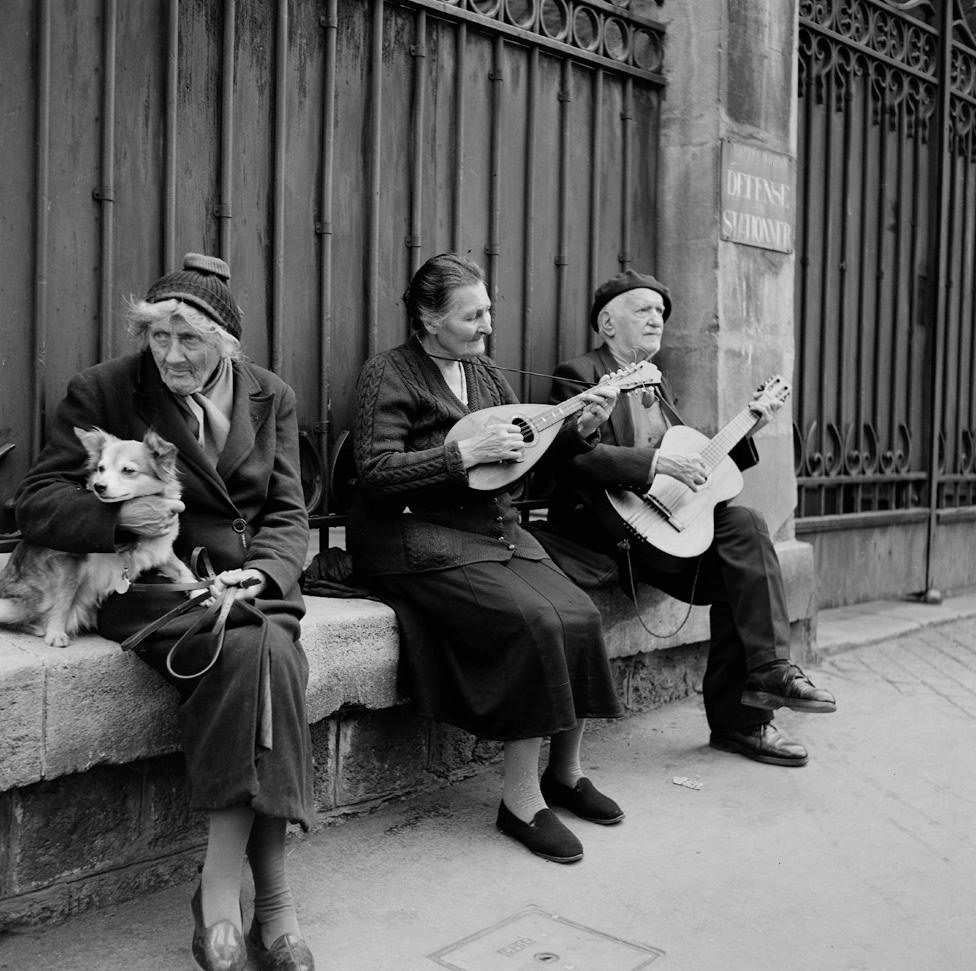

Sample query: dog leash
[121,547,263,681]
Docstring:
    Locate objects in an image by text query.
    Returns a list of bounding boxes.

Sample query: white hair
[125,297,242,360]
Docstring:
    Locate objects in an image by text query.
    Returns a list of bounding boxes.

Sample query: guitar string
[423,347,660,443]
[421,347,659,392]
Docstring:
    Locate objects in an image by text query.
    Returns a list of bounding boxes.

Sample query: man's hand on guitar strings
[655,450,709,491]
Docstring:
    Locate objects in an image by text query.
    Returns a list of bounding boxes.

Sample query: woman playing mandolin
[348,253,624,864]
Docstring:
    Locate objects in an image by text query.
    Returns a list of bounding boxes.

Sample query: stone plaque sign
[720,140,795,253]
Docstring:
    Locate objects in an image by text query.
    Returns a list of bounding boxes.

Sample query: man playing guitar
[545,270,836,767]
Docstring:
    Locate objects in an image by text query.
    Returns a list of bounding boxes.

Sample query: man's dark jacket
[546,345,758,573]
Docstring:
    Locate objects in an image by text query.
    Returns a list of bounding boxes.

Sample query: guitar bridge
[641,490,684,531]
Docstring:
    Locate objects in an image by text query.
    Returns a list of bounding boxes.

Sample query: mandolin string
[422,349,659,392]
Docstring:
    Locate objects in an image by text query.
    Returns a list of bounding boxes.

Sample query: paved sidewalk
[2,593,976,970]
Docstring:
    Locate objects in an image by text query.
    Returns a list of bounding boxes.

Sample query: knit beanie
[145,253,243,339]
[590,269,672,331]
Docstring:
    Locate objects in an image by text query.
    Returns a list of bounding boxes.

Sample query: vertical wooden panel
[95,0,117,362]
[176,1,221,257]
[327,7,369,436]
[230,0,271,370]
[408,9,428,280]
[284,0,329,428]
[218,0,236,263]
[113,1,166,321]
[377,3,417,351]
[46,0,102,383]
[269,0,288,375]
[0,0,41,507]
[365,0,383,356]
[163,0,179,270]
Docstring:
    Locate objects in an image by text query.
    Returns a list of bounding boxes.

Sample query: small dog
[0,427,196,646]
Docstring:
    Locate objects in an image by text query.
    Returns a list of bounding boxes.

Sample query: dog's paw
[44,630,71,648]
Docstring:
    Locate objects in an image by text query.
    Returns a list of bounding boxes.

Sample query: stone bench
[0,540,815,928]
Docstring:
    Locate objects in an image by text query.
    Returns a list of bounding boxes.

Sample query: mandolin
[605,375,791,557]
[447,360,661,491]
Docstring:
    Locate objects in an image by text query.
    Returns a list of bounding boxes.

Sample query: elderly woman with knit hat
[14,255,315,971]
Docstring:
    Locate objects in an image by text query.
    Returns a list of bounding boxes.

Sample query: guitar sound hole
[514,417,535,444]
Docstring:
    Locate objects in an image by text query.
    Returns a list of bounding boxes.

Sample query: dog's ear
[143,429,179,478]
[74,427,109,469]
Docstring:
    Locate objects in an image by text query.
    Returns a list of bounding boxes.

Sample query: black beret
[590,269,672,330]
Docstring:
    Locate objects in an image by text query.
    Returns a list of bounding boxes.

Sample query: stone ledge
[0,596,404,793]
[0,539,815,794]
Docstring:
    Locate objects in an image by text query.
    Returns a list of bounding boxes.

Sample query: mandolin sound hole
[514,417,536,445]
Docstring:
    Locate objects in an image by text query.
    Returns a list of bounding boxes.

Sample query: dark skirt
[374,556,623,741]
[99,585,315,830]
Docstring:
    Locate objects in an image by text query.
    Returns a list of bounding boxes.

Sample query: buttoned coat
[15,350,308,601]
[349,337,597,576]
[14,349,314,824]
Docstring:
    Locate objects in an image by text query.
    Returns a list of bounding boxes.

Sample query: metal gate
[795,0,976,605]
[0,0,666,534]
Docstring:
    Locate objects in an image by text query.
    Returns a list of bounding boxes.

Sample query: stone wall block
[624,643,707,713]
[0,638,45,790]
[426,723,479,777]
[0,879,72,930]
[593,585,711,659]
[334,708,430,807]
[63,849,201,930]
[43,637,180,778]
[139,754,206,852]
[302,598,402,721]
[0,790,12,898]
[11,764,146,889]
[310,718,338,812]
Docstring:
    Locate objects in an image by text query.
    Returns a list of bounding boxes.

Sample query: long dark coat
[14,350,314,826]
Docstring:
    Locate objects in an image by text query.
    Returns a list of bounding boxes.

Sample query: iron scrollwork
[430,1,665,76]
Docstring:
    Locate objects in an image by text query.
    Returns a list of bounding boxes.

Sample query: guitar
[447,360,661,491]
[605,375,791,557]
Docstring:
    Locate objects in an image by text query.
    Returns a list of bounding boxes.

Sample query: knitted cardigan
[348,337,597,576]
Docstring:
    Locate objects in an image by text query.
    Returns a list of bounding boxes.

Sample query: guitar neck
[701,407,759,471]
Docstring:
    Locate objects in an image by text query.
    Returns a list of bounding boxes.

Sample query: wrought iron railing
[795,0,976,530]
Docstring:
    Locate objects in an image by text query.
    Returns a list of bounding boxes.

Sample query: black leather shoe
[741,663,837,713]
[540,769,625,825]
[709,723,809,767]
[190,884,247,971]
[496,801,583,863]
[248,919,315,971]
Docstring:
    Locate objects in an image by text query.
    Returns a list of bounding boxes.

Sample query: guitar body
[445,403,562,491]
[606,425,744,558]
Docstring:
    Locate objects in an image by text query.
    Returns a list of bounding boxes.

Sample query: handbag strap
[120,546,263,681]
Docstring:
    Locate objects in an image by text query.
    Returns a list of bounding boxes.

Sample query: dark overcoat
[546,345,758,573]
[14,350,314,826]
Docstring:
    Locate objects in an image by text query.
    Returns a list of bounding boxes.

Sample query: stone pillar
[653,0,817,636]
